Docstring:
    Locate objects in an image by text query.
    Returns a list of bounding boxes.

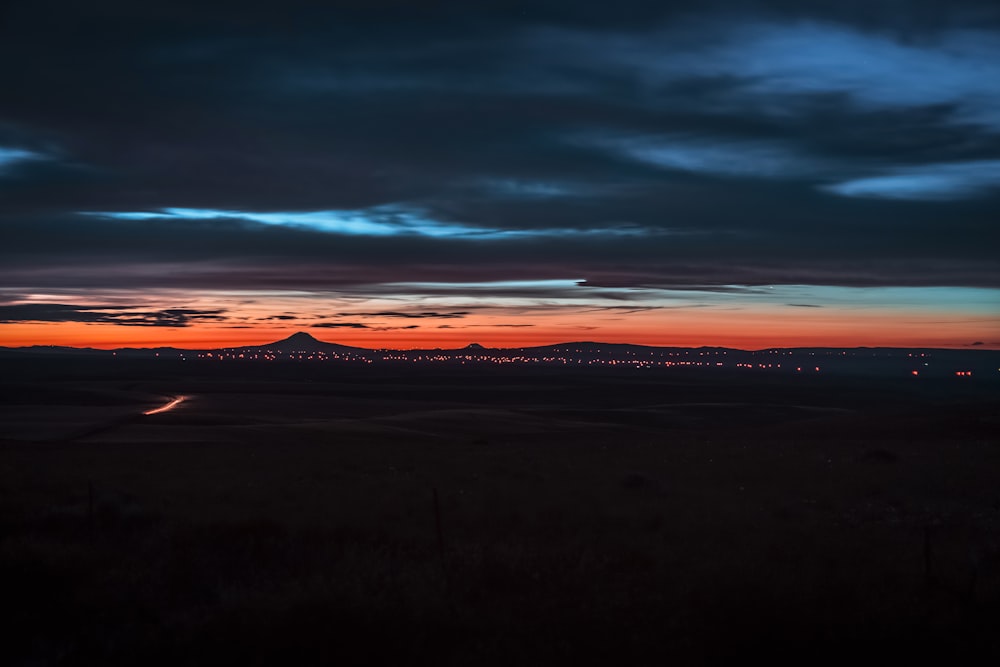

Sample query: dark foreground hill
[1,358,999,664]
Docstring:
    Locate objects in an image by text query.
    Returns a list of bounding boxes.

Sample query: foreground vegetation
[2,365,999,664]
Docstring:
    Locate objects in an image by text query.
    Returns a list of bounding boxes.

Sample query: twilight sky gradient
[1,1,998,349]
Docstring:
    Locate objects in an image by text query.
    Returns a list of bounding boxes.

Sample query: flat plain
[2,357,1000,665]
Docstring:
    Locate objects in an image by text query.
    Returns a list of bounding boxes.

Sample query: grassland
[2,358,999,665]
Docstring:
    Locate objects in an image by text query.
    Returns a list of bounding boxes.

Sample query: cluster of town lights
[116,346,988,377]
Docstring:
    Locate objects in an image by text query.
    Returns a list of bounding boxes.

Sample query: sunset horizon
[3,321,997,351]
[3,284,997,351]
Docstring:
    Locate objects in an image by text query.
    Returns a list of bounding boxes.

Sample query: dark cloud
[333,311,470,319]
[581,306,665,314]
[311,322,369,329]
[0,303,226,327]
[310,321,418,331]
[0,0,998,308]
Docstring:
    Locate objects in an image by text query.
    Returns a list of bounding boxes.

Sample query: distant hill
[525,341,731,353]
[1,332,998,378]
[228,331,365,353]
[0,345,107,356]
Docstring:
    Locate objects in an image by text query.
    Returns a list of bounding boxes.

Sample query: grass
[2,363,999,664]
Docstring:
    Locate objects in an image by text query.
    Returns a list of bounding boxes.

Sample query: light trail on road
[144,395,186,416]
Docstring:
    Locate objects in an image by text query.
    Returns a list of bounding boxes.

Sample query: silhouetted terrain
[3,332,999,379]
[2,355,999,665]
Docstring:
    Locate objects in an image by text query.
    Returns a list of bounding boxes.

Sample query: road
[58,394,188,442]
[144,395,186,415]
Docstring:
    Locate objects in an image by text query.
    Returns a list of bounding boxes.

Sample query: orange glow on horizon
[1,308,997,351]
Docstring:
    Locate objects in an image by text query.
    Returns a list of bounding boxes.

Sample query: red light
[911,370,919,376]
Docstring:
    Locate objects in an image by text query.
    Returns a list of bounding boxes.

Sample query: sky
[1,0,998,349]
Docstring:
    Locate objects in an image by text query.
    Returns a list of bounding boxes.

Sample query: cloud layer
[0,1,998,345]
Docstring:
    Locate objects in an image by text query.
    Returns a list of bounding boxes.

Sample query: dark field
[3,358,1000,665]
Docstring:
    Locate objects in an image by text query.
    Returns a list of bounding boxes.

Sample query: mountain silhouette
[263,331,363,352]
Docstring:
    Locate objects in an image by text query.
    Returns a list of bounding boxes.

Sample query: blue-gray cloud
[587,135,832,180]
[536,21,1000,130]
[0,146,46,172]
[824,160,1000,200]
[83,207,654,239]
[0,1,998,300]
